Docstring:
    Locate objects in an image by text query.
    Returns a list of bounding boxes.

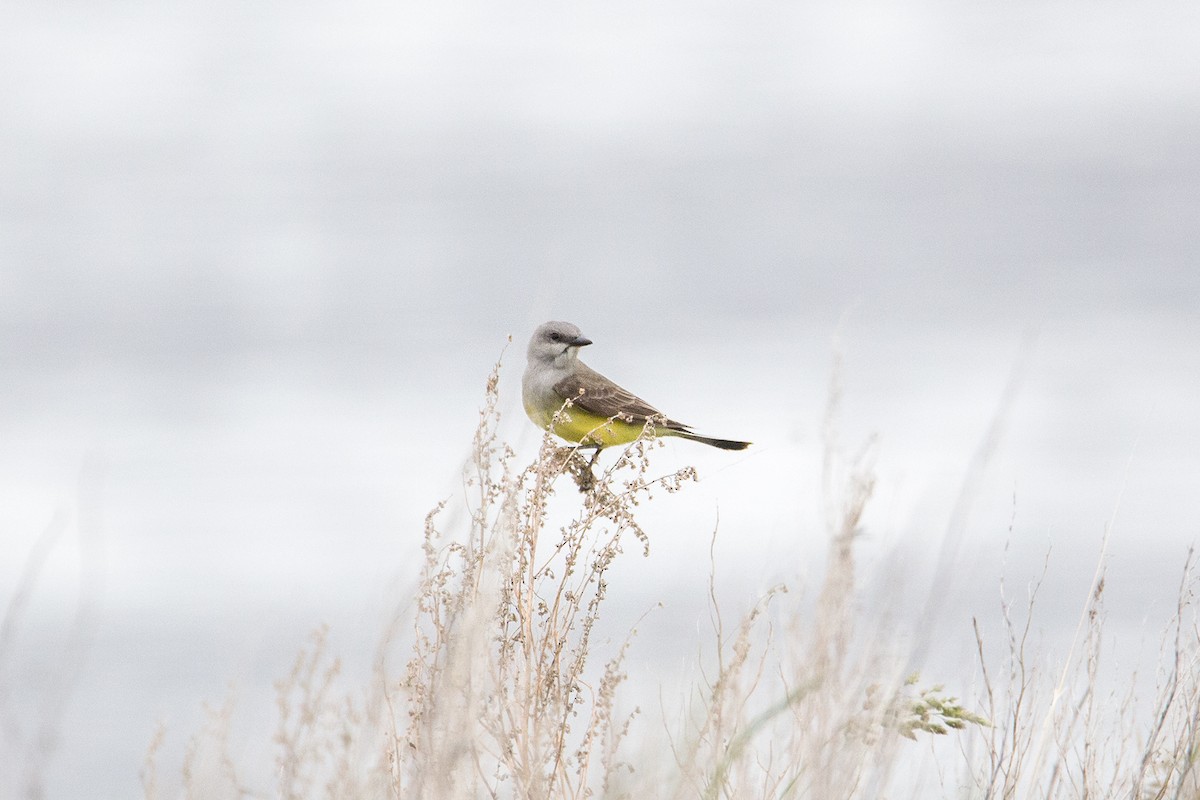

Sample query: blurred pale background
[1,0,1197,796]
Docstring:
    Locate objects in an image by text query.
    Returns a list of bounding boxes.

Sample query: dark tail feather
[678,431,752,451]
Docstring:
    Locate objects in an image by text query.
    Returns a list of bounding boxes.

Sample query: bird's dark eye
[549,332,561,342]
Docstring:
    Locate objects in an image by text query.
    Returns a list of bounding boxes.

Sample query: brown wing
[554,362,691,431]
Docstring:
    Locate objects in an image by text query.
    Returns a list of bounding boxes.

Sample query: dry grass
[161,357,989,799]
[129,358,1200,799]
[9,357,1198,798]
[970,547,1200,800]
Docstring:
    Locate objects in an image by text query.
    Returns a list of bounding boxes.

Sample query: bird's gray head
[527,320,593,366]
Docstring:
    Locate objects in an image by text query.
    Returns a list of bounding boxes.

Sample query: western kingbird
[522,320,751,452]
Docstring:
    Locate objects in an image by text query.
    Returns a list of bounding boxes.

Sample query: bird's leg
[568,445,603,493]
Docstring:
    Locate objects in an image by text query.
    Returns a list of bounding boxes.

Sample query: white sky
[1,1,1198,796]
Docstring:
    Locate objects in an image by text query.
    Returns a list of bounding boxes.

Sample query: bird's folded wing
[554,362,689,430]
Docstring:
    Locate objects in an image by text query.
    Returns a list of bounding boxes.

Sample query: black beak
[568,335,593,347]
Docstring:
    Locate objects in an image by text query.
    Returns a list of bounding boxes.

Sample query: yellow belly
[525,399,656,447]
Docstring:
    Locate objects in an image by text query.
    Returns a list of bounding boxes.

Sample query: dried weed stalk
[396,362,696,799]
